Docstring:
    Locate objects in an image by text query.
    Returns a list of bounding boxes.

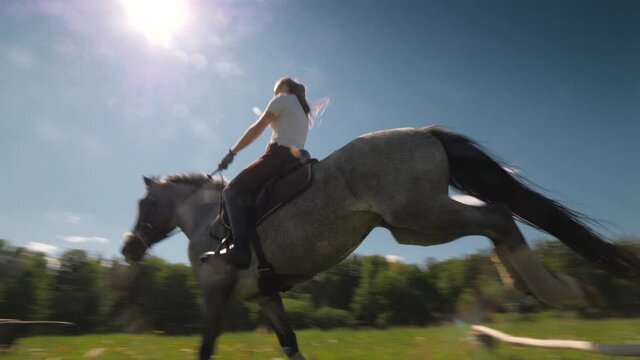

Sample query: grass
[2,313,639,359]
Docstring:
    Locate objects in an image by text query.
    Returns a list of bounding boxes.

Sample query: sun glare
[121,0,189,47]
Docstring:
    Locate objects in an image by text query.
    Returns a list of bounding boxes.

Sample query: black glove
[218,149,236,170]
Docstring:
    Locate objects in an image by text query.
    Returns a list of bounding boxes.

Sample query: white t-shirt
[265,93,309,149]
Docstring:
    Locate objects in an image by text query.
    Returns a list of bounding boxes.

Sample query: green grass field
[3,314,639,359]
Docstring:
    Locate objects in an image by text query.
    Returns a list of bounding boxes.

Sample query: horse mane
[159,173,226,190]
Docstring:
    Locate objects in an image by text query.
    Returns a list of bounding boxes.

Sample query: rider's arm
[230,111,276,154]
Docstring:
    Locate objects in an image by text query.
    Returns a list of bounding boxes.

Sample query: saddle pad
[255,160,316,225]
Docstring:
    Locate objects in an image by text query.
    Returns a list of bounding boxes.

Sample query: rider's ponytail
[276,77,330,128]
[277,77,311,116]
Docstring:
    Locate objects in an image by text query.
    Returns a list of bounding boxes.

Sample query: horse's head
[122,176,178,263]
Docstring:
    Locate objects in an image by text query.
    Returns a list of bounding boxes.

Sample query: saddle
[256,160,316,225]
[215,151,317,295]
[219,151,316,228]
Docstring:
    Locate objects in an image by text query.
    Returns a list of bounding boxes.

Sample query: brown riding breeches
[226,143,298,200]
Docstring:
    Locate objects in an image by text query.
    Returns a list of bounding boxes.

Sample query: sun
[121,0,189,47]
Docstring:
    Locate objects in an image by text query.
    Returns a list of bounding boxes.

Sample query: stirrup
[199,245,250,269]
[215,235,233,253]
[199,242,234,262]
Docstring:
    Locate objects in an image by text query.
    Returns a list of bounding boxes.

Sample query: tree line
[1,238,638,335]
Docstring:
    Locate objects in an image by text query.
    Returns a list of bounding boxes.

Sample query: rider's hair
[276,77,311,116]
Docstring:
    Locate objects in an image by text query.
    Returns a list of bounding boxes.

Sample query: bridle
[133,221,177,251]
[132,169,226,252]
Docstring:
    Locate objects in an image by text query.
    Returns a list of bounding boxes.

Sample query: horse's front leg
[199,286,228,360]
[259,294,306,360]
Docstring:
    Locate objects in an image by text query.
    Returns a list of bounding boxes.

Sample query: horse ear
[143,176,157,189]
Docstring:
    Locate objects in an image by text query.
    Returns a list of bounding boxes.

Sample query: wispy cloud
[171,103,190,118]
[215,61,244,78]
[113,97,222,144]
[169,103,221,141]
[33,119,108,156]
[166,49,208,70]
[45,211,85,225]
[1,45,35,69]
[52,38,76,55]
[64,213,82,225]
[77,136,108,157]
[385,255,405,263]
[189,52,208,70]
[185,118,214,139]
[34,118,67,145]
[27,242,59,255]
[57,236,110,244]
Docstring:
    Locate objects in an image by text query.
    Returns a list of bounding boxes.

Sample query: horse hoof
[289,352,307,360]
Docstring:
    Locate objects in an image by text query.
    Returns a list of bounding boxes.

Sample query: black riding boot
[214,187,253,269]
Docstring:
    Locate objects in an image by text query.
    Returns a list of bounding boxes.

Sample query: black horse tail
[426,125,638,277]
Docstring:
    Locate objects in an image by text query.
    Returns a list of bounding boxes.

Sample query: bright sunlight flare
[121,0,189,47]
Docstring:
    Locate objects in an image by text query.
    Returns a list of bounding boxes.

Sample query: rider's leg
[207,144,296,269]
[216,187,254,269]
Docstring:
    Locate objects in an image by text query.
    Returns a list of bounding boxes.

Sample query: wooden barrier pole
[471,325,640,356]
[0,319,75,347]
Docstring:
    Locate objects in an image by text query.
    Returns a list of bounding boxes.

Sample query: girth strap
[250,233,271,271]
[250,233,286,296]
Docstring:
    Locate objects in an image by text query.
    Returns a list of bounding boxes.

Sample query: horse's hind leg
[491,233,587,308]
[259,295,306,360]
[382,196,587,308]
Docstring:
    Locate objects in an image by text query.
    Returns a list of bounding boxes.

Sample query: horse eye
[139,199,159,217]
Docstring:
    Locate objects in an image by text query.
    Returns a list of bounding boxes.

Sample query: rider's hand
[218,149,236,170]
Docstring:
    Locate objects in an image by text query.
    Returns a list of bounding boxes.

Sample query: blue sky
[1,0,638,265]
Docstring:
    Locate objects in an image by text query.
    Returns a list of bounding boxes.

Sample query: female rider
[213,77,313,269]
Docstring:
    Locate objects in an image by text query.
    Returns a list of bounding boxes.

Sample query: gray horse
[121,126,637,360]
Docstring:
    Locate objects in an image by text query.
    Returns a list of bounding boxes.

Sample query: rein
[209,168,226,224]
[134,223,181,252]
[208,168,225,186]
